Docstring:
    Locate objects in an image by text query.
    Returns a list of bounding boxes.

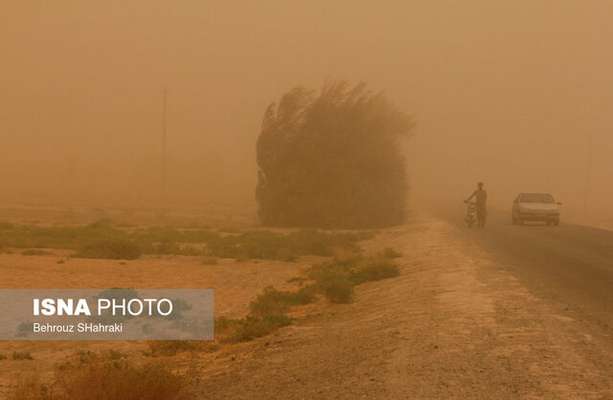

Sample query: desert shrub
[249,287,292,318]
[146,341,198,357]
[21,249,52,256]
[206,231,287,260]
[201,256,218,265]
[381,247,402,259]
[75,239,142,260]
[322,277,354,303]
[285,230,370,256]
[141,241,204,257]
[216,286,308,343]
[290,285,318,305]
[12,351,33,361]
[307,256,400,303]
[228,315,292,343]
[76,350,97,364]
[256,81,413,228]
[0,219,370,260]
[174,245,204,256]
[146,240,183,255]
[131,227,217,250]
[16,322,34,338]
[214,316,240,334]
[214,257,398,342]
[308,262,355,303]
[0,221,14,229]
[350,259,400,285]
[319,278,354,303]
[9,375,49,400]
[0,220,126,250]
[107,350,127,360]
[9,360,191,400]
[205,229,368,261]
[249,286,317,318]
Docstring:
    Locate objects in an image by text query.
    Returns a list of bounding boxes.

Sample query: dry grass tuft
[9,360,192,400]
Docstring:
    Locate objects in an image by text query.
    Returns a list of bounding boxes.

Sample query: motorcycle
[464,200,477,228]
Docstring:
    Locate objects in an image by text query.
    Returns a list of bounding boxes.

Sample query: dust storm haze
[2,1,613,223]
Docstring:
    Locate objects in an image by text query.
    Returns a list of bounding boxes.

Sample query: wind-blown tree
[256,81,413,228]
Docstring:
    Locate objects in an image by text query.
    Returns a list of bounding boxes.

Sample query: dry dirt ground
[1,215,612,399]
[195,216,613,400]
[0,253,307,396]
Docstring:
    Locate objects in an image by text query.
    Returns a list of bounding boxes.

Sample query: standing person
[466,182,487,228]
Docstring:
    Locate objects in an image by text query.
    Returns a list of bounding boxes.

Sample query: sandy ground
[0,253,306,396]
[1,215,612,399]
[194,216,613,399]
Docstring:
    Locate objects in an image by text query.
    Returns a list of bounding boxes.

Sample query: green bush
[10,360,191,400]
[0,220,370,260]
[214,316,240,334]
[249,287,292,318]
[107,350,127,360]
[308,262,355,303]
[0,220,126,250]
[75,239,142,260]
[216,255,399,343]
[290,285,318,305]
[322,277,354,303]
[205,229,368,261]
[249,286,317,318]
[12,351,33,361]
[228,315,292,343]
[381,247,402,259]
[0,221,14,229]
[350,259,400,285]
[307,256,400,303]
[216,284,314,343]
[201,256,218,265]
[21,249,53,256]
[76,350,97,365]
[146,341,198,356]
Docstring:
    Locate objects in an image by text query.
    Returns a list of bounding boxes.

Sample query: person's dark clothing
[467,189,487,227]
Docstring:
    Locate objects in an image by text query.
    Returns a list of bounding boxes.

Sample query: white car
[512,193,561,226]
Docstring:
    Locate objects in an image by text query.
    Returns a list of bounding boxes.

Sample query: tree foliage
[256,81,413,228]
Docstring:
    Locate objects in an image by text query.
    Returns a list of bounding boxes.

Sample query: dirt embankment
[195,216,613,399]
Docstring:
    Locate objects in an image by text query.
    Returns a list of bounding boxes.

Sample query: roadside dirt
[0,253,305,396]
[195,216,613,399]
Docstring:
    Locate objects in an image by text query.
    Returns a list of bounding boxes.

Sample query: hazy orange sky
[2,1,612,220]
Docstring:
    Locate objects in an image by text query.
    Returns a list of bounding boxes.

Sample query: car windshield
[520,193,554,203]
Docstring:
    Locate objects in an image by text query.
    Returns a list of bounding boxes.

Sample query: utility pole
[162,87,168,208]
[583,132,592,220]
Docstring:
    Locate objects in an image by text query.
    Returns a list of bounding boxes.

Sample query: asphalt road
[442,206,613,336]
